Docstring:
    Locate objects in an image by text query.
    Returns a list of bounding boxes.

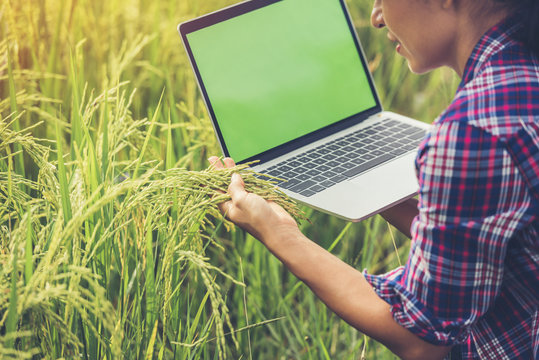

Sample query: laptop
[178,0,429,222]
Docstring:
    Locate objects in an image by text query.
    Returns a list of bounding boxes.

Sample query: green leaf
[7,45,25,179]
[6,245,19,349]
[24,209,33,285]
[55,121,72,224]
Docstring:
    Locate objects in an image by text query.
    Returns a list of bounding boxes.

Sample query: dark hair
[495,0,539,58]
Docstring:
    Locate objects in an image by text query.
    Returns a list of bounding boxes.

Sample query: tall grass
[1,0,458,358]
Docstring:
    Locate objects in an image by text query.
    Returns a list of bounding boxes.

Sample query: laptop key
[316,165,331,172]
[279,179,302,189]
[267,170,283,177]
[401,127,423,135]
[317,148,331,155]
[374,139,390,145]
[289,180,317,193]
[351,142,367,149]
[385,135,401,142]
[408,131,426,140]
[272,178,286,185]
[352,150,367,157]
[310,185,326,193]
[327,144,340,150]
[330,174,347,183]
[323,170,339,178]
[320,180,336,188]
[373,141,389,149]
[371,125,387,131]
[396,139,409,147]
[404,144,419,151]
[287,160,302,168]
[269,172,290,181]
[385,120,400,127]
[396,123,411,130]
[278,165,293,172]
[285,171,300,179]
[361,153,375,160]
[313,175,327,182]
[343,154,393,178]
[333,155,349,163]
[355,132,369,139]
[322,153,337,160]
[326,160,340,167]
[299,189,317,197]
[296,174,311,181]
[294,166,309,173]
[389,148,409,156]
[364,144,378,151]
[333,165,348,173]
[349,157,366,165]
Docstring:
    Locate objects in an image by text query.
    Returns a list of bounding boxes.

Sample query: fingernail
[232,173,240,181]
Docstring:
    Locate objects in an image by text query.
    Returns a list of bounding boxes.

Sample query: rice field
[0,0,459,358]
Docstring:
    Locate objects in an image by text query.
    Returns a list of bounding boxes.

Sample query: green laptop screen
[186,0,377,162]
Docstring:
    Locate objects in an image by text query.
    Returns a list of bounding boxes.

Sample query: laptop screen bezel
[179,0,383,165]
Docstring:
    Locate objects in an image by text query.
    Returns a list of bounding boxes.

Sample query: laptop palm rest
[287,152,418,222]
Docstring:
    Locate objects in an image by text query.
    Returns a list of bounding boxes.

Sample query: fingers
[223,157,236,168]
[228,173,246,200]
[216,174,247,220]
[208,157,243,220]
[218,199,232,218]
[208,156,236,169]
[208,156,224,169]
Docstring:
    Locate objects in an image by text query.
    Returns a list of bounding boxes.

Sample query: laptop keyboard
[262,118,426,197]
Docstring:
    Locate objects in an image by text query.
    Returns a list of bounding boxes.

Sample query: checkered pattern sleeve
[364,119,532,346]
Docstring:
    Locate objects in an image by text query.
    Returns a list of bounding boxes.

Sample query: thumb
[228,173,246,199]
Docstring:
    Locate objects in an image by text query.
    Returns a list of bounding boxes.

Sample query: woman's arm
[261,222,451,360]
[209,157,451,360]
[380,198,419,238]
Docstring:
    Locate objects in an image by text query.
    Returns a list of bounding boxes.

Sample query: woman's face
[371,0,458,74]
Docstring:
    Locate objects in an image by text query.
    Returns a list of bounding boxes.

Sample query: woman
[209,0,539,358]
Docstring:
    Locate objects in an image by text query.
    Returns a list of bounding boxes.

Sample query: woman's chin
[406,60,435,75]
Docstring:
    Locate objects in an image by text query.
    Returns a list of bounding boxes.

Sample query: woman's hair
[494,0,539,58]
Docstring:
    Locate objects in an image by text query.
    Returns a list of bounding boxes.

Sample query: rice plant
[0,91,305,358]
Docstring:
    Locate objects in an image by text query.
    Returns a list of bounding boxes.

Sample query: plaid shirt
[364,18,539,359]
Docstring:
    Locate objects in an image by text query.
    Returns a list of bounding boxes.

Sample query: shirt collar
[459,17,521,88]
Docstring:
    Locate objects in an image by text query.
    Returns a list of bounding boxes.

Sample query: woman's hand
[208,156,299,244]
[379,197,419,238]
